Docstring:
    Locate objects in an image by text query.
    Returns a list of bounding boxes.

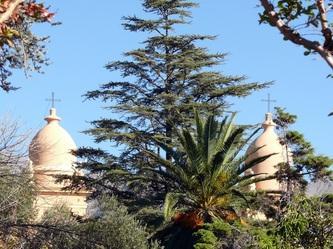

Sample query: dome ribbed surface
[246,113,285,191]
[29,108,76,173]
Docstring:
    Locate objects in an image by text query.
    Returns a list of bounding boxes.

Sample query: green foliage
[75,0,269,209]
[204,220,233,237]
[0,168,37,248]
[193,229,217,247]
[250,227,281,249]
[163,192,179,221]
[193,219,265,249]
[277,195,333,249]
[193,244,215,249]
[26,196,161,249]
[66,0,271,247]
[193,219,233,249]
[169,206,333,249]
[31,205,80,249]
[0,168,36,223]
[259,1,326,47]
[143,111,275,221]
[135,206,165,232]
[273,107,332,192]
[274,0,316,22]
[0,120,36,225]
[273,107,297,129]
[0,118,38,247]
[78,195,157,249]
[0,1,55,91]
[193,219,282,249]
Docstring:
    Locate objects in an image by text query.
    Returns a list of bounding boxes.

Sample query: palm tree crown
[145,111,275,223]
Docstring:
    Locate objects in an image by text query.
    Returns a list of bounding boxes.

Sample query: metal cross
[261,93,276,113]
[45,92,61,108]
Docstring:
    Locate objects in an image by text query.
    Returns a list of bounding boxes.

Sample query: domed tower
[246,113,286,192]
[29,107,89,218]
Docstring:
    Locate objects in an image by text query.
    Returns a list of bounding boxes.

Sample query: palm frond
[214,112,237,154]
[211,126,245,171]
[225,127,261,164]
[195,109,204,143]
[142,111,279,222]
[237,174,277,188]
[164,192,181,221]
[200,115,219,162]
[237,153,277,175]
[179,130,199,164]
[226,172,267,189]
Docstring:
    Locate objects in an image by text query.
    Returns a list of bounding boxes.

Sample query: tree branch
[260,0,333,70]
[0,0,24,24]
[317,0,328,29]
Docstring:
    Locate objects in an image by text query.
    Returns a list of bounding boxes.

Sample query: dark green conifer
[78,0,269,205]
[273,107,332,196]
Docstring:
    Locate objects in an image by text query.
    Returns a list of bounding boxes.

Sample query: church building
[27,96,288,219]
[246,112,289,192]
[29,106,89,219]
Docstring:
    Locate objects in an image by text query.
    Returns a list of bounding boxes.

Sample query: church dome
[29,108,77,173]
[246,113,285,191]
[30,106,89,219]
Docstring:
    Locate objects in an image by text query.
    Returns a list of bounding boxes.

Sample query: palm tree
[144,111,276,226]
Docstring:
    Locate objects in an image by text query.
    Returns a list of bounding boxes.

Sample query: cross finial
[45,92,61,108]
[261,93,276,113]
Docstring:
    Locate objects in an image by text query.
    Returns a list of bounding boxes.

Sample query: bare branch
[317,0,329,31]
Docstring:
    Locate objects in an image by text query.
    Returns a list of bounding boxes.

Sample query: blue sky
[0,1,332,157]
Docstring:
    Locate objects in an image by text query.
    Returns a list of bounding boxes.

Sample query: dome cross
[46,92,61,108]
[261,93,276,113]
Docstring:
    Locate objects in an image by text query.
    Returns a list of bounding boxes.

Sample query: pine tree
[273,107,332,198]
[78,0,269,206]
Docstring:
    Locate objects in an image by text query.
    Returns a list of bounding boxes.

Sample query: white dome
[30,107,89,219]
[246,113,285,191]
[29,108,77,173]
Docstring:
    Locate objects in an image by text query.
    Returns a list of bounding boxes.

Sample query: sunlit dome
[29,108,77,173]
[29,107,89,218]
[246,113,286,191]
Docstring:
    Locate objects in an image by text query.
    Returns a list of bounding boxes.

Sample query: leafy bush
[193,219,256,249]
[77,195,162,249]
[193,229,217,249]
[25,196,161,249]
[277,195,333,249]
[250,228,280,249]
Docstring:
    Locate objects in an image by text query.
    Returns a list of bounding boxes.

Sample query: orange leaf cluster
[0,1,54,45]
[24,2,54,22]
[172,211,204,230]
[222,210,238,222]
[0,0,54,24]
